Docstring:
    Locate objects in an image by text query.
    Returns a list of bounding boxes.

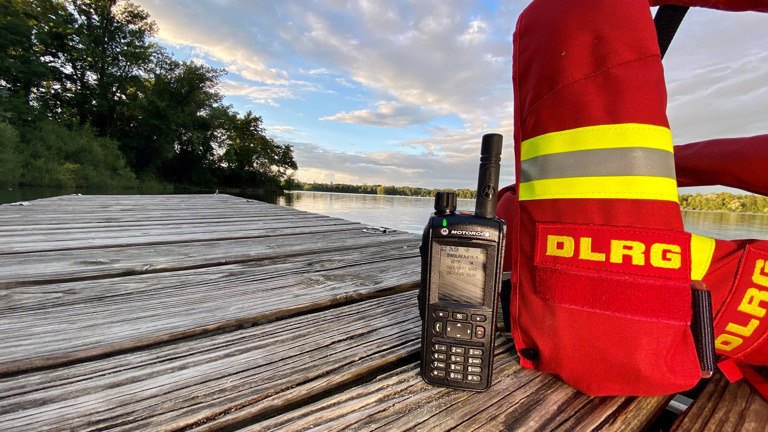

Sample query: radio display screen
[437,245,487,306]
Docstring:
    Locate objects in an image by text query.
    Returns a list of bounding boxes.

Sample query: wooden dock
[0,194,765,431]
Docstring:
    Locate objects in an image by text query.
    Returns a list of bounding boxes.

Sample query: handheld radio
[419,133,506,391]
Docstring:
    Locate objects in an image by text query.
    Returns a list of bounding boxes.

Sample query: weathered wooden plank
[0,195,315,227]
[0,212,329,235]
[2,241,417,311]
[0,242,420,375]
[0,228,417,287]
[0,292,421,432]
[671,370,768,432]
[0,216,361,254]
[236,342,669,432]
[0,195,312,223]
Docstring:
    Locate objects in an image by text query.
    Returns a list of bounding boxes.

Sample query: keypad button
[432,361,446,369]
[445,321,472,339]
[433,344,447,352]
[452,312,468,321]
[471,314,487,322]
[450,346,465,355]
[432,369,446,378]
[467,357,482,365]
[468,348,483,356]
[449,364,464,372]
[432,352,447,361]
[448,372,464,380]
[467,374,481,382]
[474,325,485,339]
[435,310,449,318]
[450,355,465,363]
[467,366,482,374]
[433,321,443,335]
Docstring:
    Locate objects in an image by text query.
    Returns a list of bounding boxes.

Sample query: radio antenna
[474,133,503,219]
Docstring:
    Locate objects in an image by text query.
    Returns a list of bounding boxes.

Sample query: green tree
[118,57,226,181]
[47,0,158,136]
[0,0,64,123]
[0,0,299,192]
[0,122,23,186]
[17,119,136,187]
[219,111,298,188]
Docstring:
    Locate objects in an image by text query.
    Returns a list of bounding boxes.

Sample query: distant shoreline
[291,184,768,215]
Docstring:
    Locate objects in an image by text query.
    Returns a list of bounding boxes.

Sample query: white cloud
[218,80,296,106]
[269,125,305,137]
[132,0,766,190]
[335,78,355,88]
[458,19,488,46]
[320,100,442,128]
[663,9,768,145]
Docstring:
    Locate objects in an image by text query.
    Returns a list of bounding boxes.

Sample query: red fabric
[718,358,745,382]
[710,244,768,367]
[504,0,768,397]
[717,359,768,401]
[511,0,701,396]
[497,184,518,287]
[534,223,691,323]
[740,363,768,401]
[535,224,691,282]
[675,135,768,196]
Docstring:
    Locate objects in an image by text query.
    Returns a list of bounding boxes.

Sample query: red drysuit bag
[498,0,768,396]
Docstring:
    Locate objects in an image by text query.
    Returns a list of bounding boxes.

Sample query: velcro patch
[535,223,691,282]
[534,223,692,323]
[714,246,768,358]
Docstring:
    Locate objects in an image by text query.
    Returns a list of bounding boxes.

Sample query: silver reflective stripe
[519,147,676,183]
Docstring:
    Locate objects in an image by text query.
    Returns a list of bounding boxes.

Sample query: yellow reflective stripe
[521,123,673,161]
[518,176,679,202]
[691,234,716,281]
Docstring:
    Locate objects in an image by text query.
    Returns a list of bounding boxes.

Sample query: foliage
[295,182,477,199]
[0,122,23,186]
[296,184,768,213]
[14,119,137,188]
[0,0,297,192]
[680,193,768,213]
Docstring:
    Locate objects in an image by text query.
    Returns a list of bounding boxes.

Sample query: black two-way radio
[419,133,506,391]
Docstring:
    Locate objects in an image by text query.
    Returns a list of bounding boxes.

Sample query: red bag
[499,0,768,396]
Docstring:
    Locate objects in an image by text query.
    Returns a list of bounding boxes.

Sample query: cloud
[269,125,305,137]
[218,80,295,106]
[320,100,442,128]
[458,19,489,46]
[285,134,516,190]
[663,10,768,145]
[135,0,514,129]
[218,79,326,107]
[132,0,766,191]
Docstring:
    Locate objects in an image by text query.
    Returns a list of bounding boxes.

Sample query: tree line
[296,182,478,200]
[0,0,297,193]
[679,193,768,213]
[296,183,768,213]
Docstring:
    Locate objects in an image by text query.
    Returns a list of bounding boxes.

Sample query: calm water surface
[278,191,768,240]
[4,188,766,240]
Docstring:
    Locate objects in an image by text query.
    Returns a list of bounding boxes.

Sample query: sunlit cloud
[134,0,767,190]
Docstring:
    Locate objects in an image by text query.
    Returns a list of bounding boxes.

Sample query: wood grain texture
[0,194,700,431]
[239,341,670,432]
[0,224,416,287]
[0,243,420,374]
[0,292,421,432]
[671,370,768,432]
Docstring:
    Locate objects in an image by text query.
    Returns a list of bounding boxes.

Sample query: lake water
[277,190,768,240]
[4,187,767,241]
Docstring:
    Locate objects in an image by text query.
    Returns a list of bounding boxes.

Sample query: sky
[132,0,767,193]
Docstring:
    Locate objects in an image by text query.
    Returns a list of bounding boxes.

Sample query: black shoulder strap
[654,4,690,59]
